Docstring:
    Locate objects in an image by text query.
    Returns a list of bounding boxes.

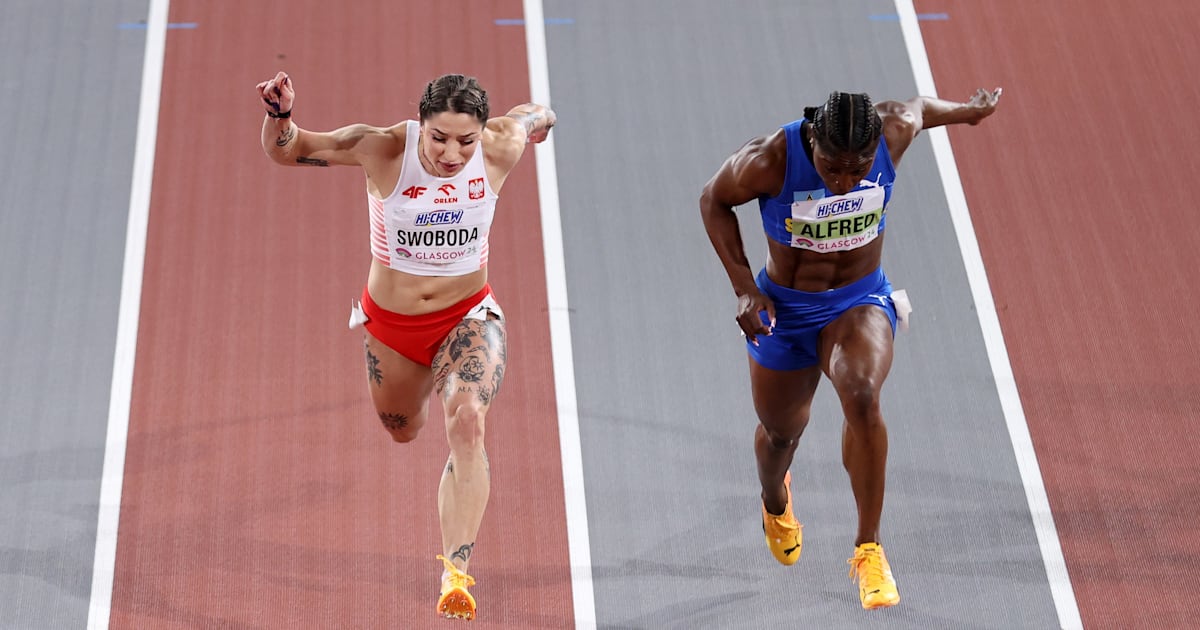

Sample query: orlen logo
[435,183,458,204]
[468,178,485,200]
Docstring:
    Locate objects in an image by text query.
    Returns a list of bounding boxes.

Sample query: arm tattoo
[295,156,329,167]
[506,111,546,136]
[378,412,408,432]
[450,543,475,563]
[275,126,295,147]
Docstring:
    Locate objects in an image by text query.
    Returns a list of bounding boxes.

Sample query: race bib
[385,205,487,267]
[786,185,885,252]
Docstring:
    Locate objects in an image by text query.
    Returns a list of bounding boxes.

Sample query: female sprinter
[257,70,555,621]
[700,88,1000,610]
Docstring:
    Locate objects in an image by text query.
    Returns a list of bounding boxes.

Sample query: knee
[837,376,884,425]
[760,424,802,451]
[378,411,421,443]
[446,404,486,452]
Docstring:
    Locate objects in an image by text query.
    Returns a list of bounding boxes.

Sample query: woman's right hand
[736,290,776,346]
[255,71,294,116]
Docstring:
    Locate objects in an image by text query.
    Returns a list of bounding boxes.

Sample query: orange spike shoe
[761,471,803,565]
[847,542,900,609]
[436,555,477,621]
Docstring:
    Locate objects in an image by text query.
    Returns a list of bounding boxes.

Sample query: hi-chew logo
[814,197,864,219]
[469,178,485,200]
[414,210,464,226]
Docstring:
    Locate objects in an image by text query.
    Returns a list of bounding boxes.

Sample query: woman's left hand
[965,87,1002,125]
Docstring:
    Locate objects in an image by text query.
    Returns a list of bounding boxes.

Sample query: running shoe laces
[436,555,477,621]
[847,542,900,610]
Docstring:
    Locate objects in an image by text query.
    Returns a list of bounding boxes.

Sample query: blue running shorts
[747,267,898,371]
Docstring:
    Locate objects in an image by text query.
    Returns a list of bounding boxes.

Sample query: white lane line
[894,2,1083,628]
[520,1,597,628]
[87,0,170,627]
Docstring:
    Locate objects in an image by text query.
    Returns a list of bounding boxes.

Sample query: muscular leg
[818,305,895,546]
[433,315,506,573]
[748,359,822,515]
[363,333,434,442]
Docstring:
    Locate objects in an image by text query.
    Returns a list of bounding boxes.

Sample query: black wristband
[266,109,291,119]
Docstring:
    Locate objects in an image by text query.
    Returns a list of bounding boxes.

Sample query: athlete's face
[420,112,485,177]
[812,143,876,196]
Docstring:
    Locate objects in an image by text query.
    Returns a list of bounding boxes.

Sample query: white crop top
[367,120,499,276]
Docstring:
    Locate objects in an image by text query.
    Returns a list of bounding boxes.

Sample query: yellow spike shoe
[847,542,900,609]
[761,471,803,565]
[436,555,477,621]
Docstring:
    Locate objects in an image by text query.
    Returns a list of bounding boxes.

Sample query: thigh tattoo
[364,340,383,387]
[434,319,507,404]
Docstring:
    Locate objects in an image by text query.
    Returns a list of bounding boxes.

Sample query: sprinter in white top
[257,71,554,622]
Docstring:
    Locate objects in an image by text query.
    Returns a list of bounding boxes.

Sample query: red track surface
[916,2,1200,627]
[112,1,572,627]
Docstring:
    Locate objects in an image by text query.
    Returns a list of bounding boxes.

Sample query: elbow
[262,144,293,166]
[699,179,717,206]
[699,186,726,227]
[699,181,724,216]
[699,186,714,218]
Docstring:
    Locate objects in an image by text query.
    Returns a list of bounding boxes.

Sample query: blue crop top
[757,119,897,253]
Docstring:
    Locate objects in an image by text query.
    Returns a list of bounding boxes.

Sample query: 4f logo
[401,186,427,199]
[438,184,456,195]
[468,178,485,200]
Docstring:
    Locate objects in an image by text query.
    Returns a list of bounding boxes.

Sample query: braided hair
[418,74,489,124]
[803,92,882,156]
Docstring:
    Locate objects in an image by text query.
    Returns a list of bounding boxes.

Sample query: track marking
[521,0,597,627]
[868,13,950,21]
[495,17,576,26]
[894,2,1083,628]
[87,0,170,628]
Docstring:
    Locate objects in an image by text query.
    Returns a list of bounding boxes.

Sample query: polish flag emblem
[468,178,485,200]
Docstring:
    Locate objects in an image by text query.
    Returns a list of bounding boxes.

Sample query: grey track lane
[546,1,1061,628]
[0,1,146,627]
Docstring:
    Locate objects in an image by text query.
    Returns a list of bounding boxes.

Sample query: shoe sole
[861,592,900,610]
[438,588,476,621]
[864,595,902,609]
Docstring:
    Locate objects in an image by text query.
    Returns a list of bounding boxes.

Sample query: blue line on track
[118,22,198,29]
[495,18,575,26]
[868,13,949,21]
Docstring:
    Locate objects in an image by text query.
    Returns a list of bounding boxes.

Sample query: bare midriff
[764,237,884,292]
[366,259,487,315]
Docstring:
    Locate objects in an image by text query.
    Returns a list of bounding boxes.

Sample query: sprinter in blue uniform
[700,88,1001,610]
